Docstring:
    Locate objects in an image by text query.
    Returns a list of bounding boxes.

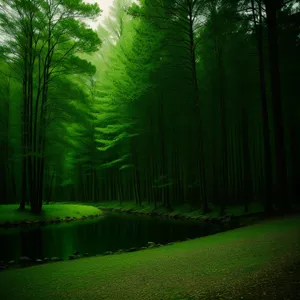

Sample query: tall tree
[0,0,101,212]
[249,0,274,213]
[263,0,293,212]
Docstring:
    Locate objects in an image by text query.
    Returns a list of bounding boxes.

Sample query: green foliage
[0,0,299,213]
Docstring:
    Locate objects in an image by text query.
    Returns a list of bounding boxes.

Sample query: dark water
[0,213,221,262]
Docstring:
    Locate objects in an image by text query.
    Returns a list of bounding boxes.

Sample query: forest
[0,0,300,215]
[0,0,300,299]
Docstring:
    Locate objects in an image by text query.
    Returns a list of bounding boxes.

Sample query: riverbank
[0,215,299,300]
[82,201,267,228]
[0,204,103,227]
[84,201,264,216]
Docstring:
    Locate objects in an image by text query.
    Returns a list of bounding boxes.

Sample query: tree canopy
[0,0,299,214]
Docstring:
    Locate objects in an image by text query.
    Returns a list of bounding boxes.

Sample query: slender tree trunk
[20,42,29,211]
[11,169,17,204]
[212,118,219,206]
[217,45,228,217]
[264,0,290,212]
[187,2,207,213]
[236,126,244,207]
[28,20,35,211]
[252,0,274,214]
[242,108,252,213]
[0,76,11,204]
[46,170,55,204]
[229,128,234,204]
[290,126,298,205]
[131,137,141,206]
[158,90,169,209]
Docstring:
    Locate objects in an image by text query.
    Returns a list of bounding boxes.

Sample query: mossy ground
[0,204,102,224]
[0,215,299,300]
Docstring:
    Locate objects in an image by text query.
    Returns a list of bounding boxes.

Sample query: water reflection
[0,213,221,262]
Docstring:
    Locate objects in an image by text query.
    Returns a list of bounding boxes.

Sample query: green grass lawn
[0,204,102,224]
[0,215,299,300]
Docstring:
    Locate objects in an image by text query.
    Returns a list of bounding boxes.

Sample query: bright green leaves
[96,132,138,152]
[61,56,97,75]
[79,27,102,52]
[127,2,143,18]
[57,19,102,53]
[99,153,131,169]
[96,123,134,135]
[60,0,102,18]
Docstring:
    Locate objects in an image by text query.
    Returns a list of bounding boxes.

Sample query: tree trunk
[187,3,207,212]
[242,108,252,213]
[290,126,299,204]
[252,0,274,214]
[46,169,55,204]
[217,45,228,217]
[264,0,289,212]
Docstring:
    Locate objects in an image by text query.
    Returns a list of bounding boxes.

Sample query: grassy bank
[0,204,102,225]
[77,201,265,220]
[0,215,299,300]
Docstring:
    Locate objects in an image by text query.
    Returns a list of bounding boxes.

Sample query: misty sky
[83,0,112,29]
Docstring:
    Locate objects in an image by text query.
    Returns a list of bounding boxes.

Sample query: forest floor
[0,204,102,225]
[0,214,299,300]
